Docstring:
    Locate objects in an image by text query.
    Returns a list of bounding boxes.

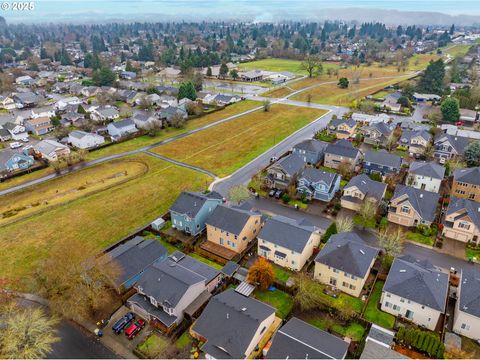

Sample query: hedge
[396,327,444,358]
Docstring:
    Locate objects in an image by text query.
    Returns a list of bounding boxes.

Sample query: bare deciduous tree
[377,227,404,257]
[336,216,354,233]
[228,184,250,204]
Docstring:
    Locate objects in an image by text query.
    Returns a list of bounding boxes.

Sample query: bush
[369,172,382,182]
[321,222,337,243]
[334,203,341,211]
[281,193,291,204]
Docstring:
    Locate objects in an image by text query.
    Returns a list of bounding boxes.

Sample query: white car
[21,137,29,143]
[9,142,22,149]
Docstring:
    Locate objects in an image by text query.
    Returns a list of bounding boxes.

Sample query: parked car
[269,189,276,197]
[455,121,465,126]
[21,137,29,143]
[9,142,22,149]
[274,189,283,199]
[112,312,135,334]
[125,319,146,340]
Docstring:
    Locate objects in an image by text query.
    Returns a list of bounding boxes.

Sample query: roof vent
[359,249,365,255]
[420,194,423,198]
[226,313,229,319]
[241,307,247,312]
[399,269,407,273]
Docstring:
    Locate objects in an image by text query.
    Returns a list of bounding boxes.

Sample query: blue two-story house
[297,168,341,202]
[291,139,328,165]
[0,150,35,176]
[363,150,402,177]
[169,191,224,236]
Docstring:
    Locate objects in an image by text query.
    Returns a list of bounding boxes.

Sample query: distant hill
[0,16,6,28]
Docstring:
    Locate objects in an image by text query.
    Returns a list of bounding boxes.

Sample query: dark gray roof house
[409,161,445,180]
[292,139,328,164]
[258,216,317,253]
[453,167,480,186]
[325,139,361,159]
[267,317,349,360]
[390,185,440,223]
[103,236,168,289]
[206,203,261,236]
[191,288,276,359]
[445,197,480,229]
[343,174,387,202]
[457,268,480,318]
[274,153,305,177]
[434,133,470,159]
[364,150,402,171]
[384,255,448,312]
[170,191,223,218]
[315,232,379,279]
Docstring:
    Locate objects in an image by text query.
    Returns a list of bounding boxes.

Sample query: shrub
[369,172,382,182]
[281,193,291,204]
[334,203,341,211]
[397,327,405,341]
[321,222,337,243]
[436,343,445,358]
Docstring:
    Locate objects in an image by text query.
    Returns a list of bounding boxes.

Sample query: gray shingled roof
[434,134,470,155]
[301,167,339,186]
[325,139,360,159]
[458,268,480,318]
[361,340,409,359]
[454,167,480,186]
[446,196,480,229]
[400,129,432,144]
[69,130,89,139]
[274,153,305,176]
[364,150,402,169]
[344,174,386,201]
[409,161,445,180]
[330,118,357,129]
[383,255,448,311]
[267,317,349,360]
[206,204,260,235]
[170,191,223,217]
[104,236,167,286]
[169,251,220,284]
[110,118,135,129]
[391,185,439,223]
[365,122,393,137]
[315,232,379,278]
[293,139,328,154]
[192,288,275,359]
[258,216,316,253]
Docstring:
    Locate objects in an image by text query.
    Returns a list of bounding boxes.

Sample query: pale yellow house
[442,197,480,245]
[387,185,439,227]
[341,174,387,212]
[257,216,320,272]
[328,118,358,140]
[398,130,432,156]
[453,269,480,341]
[381,255,448,331]
[314,232,379,297]
[205,203,262,254]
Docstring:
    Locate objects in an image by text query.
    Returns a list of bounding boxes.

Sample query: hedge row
[396,327,444,358]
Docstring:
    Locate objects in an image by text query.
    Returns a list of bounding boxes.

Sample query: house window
[150,296,158,307]
[385,301,391,308]
[349,284,356,290]
[332,268,340,273]
[458,221,470,230]
[292,260,295,265]
[220,238,224,245]
[386,293,391,298]
[469,193,475,200]
[234,235,238,240]
[227,240,231,246]
[329,277,337,286]
[392,304,401,311]
[231,242,236,248]
[400,298,405,303]
[342,281,349,288]
[461,323,470,331]
[401,206,410,213]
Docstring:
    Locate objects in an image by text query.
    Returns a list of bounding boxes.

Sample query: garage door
[129,303,151,321]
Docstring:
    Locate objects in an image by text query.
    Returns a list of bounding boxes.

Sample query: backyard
[363,281,396,329]
[254,288,294,319]
[152,104,327,176]
[0,154,212,289]
[304,312,366,342]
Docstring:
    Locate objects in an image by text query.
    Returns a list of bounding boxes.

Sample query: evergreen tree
[177,81,197,101]
[417,59,445,95]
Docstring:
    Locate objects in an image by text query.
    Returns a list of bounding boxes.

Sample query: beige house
[328,118,357,140]
[324,139,362,171]
[451,167,480,202]
[453,269,480,341]
[381,255,448,331]
[388,185,439,227]
[398,130,432,156]
[442,197,480,245]
[314,232,379,297]
[341,174,387,212]
[205,203,262,255]
[258,216,320,272]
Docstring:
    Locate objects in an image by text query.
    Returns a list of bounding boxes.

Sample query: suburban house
[205,203,262,255]
[388,185,440,227]
[128,251,221,332]
[381,255,449,331]
[102,236,168,290]
[314,232,379,297]
[90,106,120,122]
[398,130,432,156]
[406,161,445,193]
[240,70,263,82]
[258,216,320,271]
[169,191,224,236]
[363,150,402,177]
[327,118,357,140]
[158,106,188,123]
[265,154,305,189]
[442,197,480,245]
[32,139,71,162]
[451,168,480,202]
[190,288,276,360]
[352,112,390,124]
[341,174,387,211]
[434,134,469,161]
[296,168,341,202]
[361,325,409,359]
[132,110,160,129]
[361,122,393,146]
[266,317,349,360]
[459,108,478,123]
[2,122,28,141]
[291,139,328,165]
[13,91,39,108]
[68,130,105,149]
[24,116,54,136]
[0,150,34,175]
[324,139,362,171]
[453,268,480,341]
[107,119,138,140]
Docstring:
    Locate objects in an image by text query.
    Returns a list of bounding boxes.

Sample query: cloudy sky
[2,0,480,24]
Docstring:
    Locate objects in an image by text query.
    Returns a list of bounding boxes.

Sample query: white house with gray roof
[380,255,449,331]
[453,268,480,341]
[68,130,105,149]
[407,161,445,193]
[314,232,379,297]
[434,133,470,162]
[90,106,120,122]
[258,216,320,271]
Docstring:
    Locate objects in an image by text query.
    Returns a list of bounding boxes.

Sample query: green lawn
[306,316,365,342]
[238,58,306,75]
[254,288,294,319]
[354,215,377,229]
[370,90,392,100]
[319,166,336,173]
[466,245,480,261]
[175,332,192,350]
[273,265,293,283]
[444,44,472,58]
[315,131,337,143]
[363,281,395,329]
[137,333,170,358]
[406,231,435,246]
[142,232,179,254]
[306,279,364,314]
[188,253,223,269]
[340,179,348,188]
[287,199,308,209]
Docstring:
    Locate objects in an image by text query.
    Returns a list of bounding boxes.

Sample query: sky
[2,0,480,24]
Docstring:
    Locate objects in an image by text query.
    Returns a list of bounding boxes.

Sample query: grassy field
[86,100,261,161]
[262,86,294,98]
[0,166,55,192]
[152,104,327,177]
[363,281,396,329]
[254,288,294,319]
[0,154,212,288]
[238,58,307,74]
[444,44,472,58]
